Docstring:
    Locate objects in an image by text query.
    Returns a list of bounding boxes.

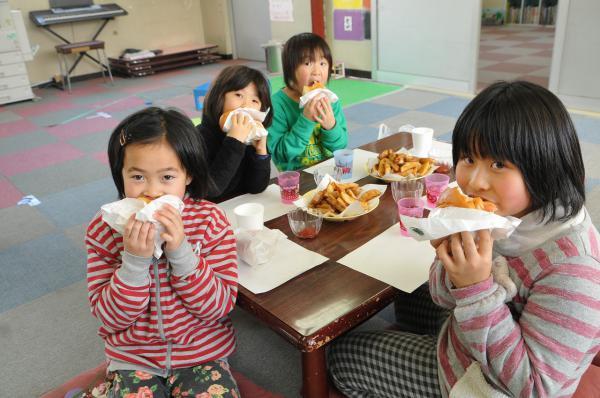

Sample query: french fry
[307,181,380,217]
[372,149,434,178]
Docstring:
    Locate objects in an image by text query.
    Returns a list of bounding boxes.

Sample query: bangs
[300,46,325,62]
[452,91,533,167]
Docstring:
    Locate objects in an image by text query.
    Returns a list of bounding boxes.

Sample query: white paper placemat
[337,224,436,293]
[218,184,294,229]
[302,148,377,183]
[238,234,329,294]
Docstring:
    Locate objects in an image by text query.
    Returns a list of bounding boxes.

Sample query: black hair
[282,32,333,90]
[452,80,585,222]
[107,107,212,200]
[201,65,272,129]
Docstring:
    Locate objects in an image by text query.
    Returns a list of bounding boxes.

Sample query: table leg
[301,348,328,398]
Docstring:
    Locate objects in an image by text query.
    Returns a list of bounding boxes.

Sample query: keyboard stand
[42,18,111,77]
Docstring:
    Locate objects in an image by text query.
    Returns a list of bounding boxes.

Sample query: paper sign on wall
[269,0,294,22]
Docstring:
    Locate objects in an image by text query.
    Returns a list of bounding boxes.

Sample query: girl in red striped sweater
[85,107,240,397]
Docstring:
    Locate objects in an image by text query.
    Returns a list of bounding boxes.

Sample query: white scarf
[494,206,585,258]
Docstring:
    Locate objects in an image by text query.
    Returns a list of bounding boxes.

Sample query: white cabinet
[0,0,33,105]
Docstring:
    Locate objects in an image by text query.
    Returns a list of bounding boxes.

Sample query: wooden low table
[235,133,424,397]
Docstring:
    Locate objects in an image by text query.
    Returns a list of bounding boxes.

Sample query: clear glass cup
[277,171,300,204]
[313,165,343,185]
[287,209,323,239]
[424,173,450,206]
[391,179,424,203]
[397,197,425,237]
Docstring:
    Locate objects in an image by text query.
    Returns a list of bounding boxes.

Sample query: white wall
[10,0,206,84]
[270,0,312,43]
[325,0,372,71]
[200,0,233,54]
[372,0,481,94]
[549,0,600,112]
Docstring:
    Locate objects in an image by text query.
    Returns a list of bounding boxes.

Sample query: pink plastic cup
[277,171,300,204]
[424,173,450,206]
[397,197,425,236]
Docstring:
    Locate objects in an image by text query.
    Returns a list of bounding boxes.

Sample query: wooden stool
[55,40,113,92]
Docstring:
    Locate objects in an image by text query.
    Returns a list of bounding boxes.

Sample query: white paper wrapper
[221,107,269,143]
[400,207,521,241]
[366,147,438,181]
[235,228,287,267]
[101,194,185,258]
[293,174,387,219]
[299,88,339,108]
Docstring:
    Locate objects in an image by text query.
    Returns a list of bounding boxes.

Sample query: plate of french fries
[366,148,437,182]
[294,175,387,221]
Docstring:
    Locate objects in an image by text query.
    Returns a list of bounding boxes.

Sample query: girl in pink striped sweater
[85,107,240,397]
[328,81,600,397]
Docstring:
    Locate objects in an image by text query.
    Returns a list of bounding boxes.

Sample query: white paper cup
[411,127,434,157]
[233,203,264,231]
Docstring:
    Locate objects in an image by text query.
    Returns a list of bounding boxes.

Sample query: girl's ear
[186,175,192,186]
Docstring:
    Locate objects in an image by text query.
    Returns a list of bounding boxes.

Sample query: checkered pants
[328,284,450,398]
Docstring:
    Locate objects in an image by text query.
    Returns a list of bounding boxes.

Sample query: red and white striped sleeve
[85,213,150,334]
[170,202,238,321]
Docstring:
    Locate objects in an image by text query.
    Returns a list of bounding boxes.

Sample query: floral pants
[80,359,240,398]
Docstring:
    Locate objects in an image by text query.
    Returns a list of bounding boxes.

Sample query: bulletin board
[333,0,371,40]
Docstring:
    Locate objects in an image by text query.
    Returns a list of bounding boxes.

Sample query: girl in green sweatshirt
[267,32,348,171]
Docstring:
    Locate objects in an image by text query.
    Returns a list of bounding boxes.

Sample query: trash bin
[261,41,283,74]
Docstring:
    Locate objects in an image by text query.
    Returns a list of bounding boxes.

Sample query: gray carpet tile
[163,72,218,88]
[347,125,380,149]
[72,90,133,106]
[36,177,118,229]
[0,110,22,124]
[67,129,112,153]
[0,205,57,251]
[378,110,457,139]
[229,308,302,397]
[10,156,111,198]
[0,280,104,398]
[572,115,600,145]
[581,142,600,179]
[0,232,86,313]
[345,102,409,125]
[371,88,448,110]
[28,107,91,127]
[64,223,87,252]
[586,187,600,226]
[0,129,58,157]
[417,96,471,119]
[135,85,194,102]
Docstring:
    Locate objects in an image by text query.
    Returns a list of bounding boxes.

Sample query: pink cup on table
[397,197,425,237]
[424,173,450,206]
[277,171,300,204]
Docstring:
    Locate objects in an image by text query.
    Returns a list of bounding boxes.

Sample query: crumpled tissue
[236,228,287,267]
[221,107,269,143]
[299,87,339,109]
[400,207,521,241]
[101,194,184,258]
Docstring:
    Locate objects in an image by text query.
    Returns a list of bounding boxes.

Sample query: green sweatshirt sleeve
[320,99,348,152]
[267,90,316,170]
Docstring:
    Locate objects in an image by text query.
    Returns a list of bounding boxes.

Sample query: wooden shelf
[109,44,220,77]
